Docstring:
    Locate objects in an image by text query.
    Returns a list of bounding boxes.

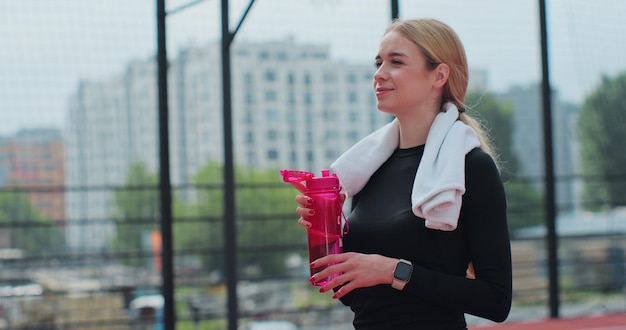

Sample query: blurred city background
[0,0,625,329]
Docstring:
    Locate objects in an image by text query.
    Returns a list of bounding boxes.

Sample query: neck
[396,109,438,149]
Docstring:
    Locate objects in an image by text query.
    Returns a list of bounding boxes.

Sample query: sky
[1,0,625,136]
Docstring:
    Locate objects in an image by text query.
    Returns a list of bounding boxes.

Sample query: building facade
[0,129,65,227]
[65,38,388,251]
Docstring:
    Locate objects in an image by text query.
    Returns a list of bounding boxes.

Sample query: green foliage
[173,162,306,278]
[0,191,62,255]
[466,92,519,175]
[173,162,224,272]
[577,72,626,210]
[110,162,160,266]
[466,92,544,230]
[501,180,544,230]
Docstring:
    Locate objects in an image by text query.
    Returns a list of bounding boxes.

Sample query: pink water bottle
[280,169,344,286]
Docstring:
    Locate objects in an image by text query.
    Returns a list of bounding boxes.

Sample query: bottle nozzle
[321,169,330,177]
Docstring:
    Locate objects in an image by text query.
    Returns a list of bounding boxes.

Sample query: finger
[311,253,345,268]
[331,281,355,299]
[297,217,311,228]
[339,193,346,203]
[296,206,314,217]
[319,272,352,296]
[295,194,313,206]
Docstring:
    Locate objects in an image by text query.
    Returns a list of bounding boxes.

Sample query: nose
[373,65,388,82]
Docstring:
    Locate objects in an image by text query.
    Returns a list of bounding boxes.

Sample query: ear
[432,63,450,88]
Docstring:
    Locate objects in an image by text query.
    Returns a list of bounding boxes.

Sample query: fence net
[0,0,625,329]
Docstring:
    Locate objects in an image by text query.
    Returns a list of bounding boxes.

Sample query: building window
[288,92,296,105]
[348,110,359,123]
[266,108,278,122]
[323,108,336,120]
[267,149,279,160]
[267,129,278,141]
[324,91,336,103]
[265,90,277,102]
[246,131,255,144]
[347,130,359,142]
[247,151,256,164]
[264,70,276,82]
[348,91,358,103]
[324,72,336,83]
[245,91,254,104]
[306,130,313,144]
[290,150,297,163]
[245,110,254,124]
[244,72,254,85]
[347,73,356,83]
[287,112,297,124]
[287,130,296,143]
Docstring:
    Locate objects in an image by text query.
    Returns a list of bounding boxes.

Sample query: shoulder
[466,148,498,170]
[465,148,502,184]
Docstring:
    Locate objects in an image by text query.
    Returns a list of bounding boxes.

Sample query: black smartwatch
[392,259,413,290]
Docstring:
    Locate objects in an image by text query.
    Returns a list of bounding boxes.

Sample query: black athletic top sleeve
[340,145,512,330]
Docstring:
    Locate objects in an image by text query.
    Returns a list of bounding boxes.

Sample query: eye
[391,59,403,65]
[374,61,382,68]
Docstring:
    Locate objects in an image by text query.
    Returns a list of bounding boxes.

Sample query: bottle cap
[307,174,339,191]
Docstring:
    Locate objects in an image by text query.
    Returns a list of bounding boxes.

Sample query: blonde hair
[385,18,499,164]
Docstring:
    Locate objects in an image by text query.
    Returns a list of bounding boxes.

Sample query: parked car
[0,278,43,297]
[239,320,298,330]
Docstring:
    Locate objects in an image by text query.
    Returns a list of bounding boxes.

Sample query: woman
[295,18,512,329]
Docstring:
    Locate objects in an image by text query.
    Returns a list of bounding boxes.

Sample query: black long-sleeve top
[341,145,512,330]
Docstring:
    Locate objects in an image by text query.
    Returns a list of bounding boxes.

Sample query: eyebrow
[375,52,408,60]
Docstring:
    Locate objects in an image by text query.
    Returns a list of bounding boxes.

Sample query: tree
[174,162,305,279]
[0,191,62,255]
[466,92,544,230]
[110,162,160,267]
[577,72,626,210]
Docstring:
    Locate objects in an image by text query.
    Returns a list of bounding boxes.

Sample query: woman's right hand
[295,193,345,228]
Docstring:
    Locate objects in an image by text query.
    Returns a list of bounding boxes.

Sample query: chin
[376,105,394,115]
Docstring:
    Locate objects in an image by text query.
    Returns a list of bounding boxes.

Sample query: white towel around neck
[331,103,480,231]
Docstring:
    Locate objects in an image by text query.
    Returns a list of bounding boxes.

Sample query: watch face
[394,261,412,281]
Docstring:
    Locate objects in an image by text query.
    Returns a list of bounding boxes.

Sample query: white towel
[331,103,480,231]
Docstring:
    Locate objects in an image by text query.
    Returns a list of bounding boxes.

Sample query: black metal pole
[538,0,559,319]
[390,0,399,20]
[156,0,176,329]
[221,0,238,329]
[219,1,255,328]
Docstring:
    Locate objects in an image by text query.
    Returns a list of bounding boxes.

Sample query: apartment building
[65,38,387,251]
[0,129,65,224]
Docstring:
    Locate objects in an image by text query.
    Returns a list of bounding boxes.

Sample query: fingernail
[306,197,313,205]
[332,293,338,299]
[307,209,315,216]
[310,261,316,268]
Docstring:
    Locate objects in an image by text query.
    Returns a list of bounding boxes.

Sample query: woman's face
[373,31,439,116]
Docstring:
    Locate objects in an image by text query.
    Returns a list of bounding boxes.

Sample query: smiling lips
[375,86,394,97]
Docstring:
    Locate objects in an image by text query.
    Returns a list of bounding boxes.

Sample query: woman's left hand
[310,252,397,299]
